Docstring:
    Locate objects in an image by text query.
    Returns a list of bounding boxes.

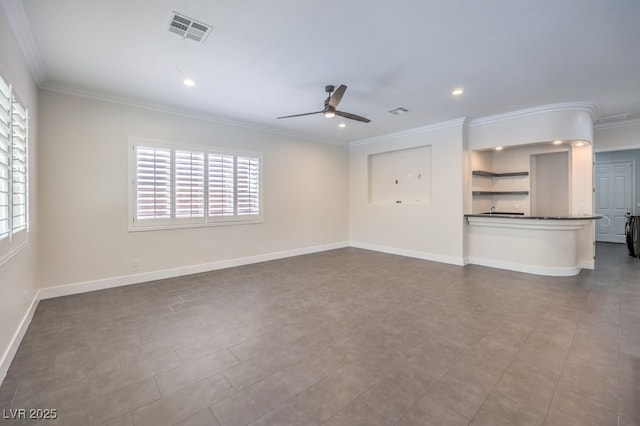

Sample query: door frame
[594,159,636,242]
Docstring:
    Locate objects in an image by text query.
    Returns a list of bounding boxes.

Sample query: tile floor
[0,243,638,425]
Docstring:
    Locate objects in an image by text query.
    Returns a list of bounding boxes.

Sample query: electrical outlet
[132,258,139,268]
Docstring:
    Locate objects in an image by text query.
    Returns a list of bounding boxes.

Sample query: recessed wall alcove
[368,145,432,205]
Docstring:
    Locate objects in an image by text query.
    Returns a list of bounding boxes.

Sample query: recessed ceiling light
[495,146,503,151]
[553,140,563,145]
[576,142,585,147]
[338,123,346,128]
[452,88,464,96]
[183,78,196,87]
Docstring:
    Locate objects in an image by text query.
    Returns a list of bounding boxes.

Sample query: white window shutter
[236,156,260,216]
[208,153,235,217]
[0,76,11,240]
[11,97,28,233]
[135,146,172,220]
[175,150,205,219]
[131,141,261,230]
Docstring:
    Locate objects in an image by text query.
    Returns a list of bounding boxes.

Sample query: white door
[595,161,633,243]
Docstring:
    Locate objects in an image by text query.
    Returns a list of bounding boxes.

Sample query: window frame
[0,72,29,266]
[129,137,263,232]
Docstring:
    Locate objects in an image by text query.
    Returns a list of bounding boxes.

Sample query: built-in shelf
[472,191,529,196]
[472,170,529,197]
[472,170,529,178]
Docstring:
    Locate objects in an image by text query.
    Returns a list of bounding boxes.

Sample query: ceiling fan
[277,85,371,123]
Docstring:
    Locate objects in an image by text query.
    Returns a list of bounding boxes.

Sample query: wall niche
[368,145,432,205]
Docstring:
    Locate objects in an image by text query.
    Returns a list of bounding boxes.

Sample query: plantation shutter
[0,76,11,240]
[175,150,205,219]
[135,146,172,220]
[236,156,260,215]
[11,97,28,233]
[131,142,261,230]
[208,153,235,217]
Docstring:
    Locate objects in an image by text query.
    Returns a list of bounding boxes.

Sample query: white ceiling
[8,0,640,144]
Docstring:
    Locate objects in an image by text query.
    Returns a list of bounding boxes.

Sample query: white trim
[579,259,595,270]
[466,256,581,277]
[593,144,640,153]
[349,240,465,266]
[38,242,349,300]
[0,0,46,85]
[0,288,39,386]
[0,238,596,386]
[0,240,27,267]
[468,102,598,127]
[349,118,468,147]
[466,216,590,231]
[594,117,640,131]
[40,84,345,146]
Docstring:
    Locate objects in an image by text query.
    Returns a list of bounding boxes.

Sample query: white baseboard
[1,242,348,386]
[0,240,586,386]
[38,242,349,300]
[579,259,595,270]
[466,256,581,277]
[0,289,40,386]
[349,241,465,266]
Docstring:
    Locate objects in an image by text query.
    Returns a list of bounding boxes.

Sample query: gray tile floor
[1,243,639,425]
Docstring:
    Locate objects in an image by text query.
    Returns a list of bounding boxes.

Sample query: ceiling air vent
[596,113,631,124]
[387,107,409,115]
[167,11,212,43]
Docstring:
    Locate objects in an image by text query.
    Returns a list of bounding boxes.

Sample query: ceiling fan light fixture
[276,85,370,123]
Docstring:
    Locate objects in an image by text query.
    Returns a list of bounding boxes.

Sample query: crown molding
[349,117,468,147]
[469,102,599,127]
[594,117,640,131]
[40,82,348,146]
[0,0,45,85]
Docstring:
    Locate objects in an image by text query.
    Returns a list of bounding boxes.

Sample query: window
[0,73,29,264]
[130,139,262,230]
[0,77,10,241]
[12,98,28,233]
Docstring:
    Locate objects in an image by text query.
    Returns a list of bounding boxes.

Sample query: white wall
[0,3,40,382]
[38,90,349,290]
[349,121,466,265]
[594,120,640,152]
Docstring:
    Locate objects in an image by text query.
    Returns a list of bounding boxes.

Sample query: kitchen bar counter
[465,214,601,276]
[465,213,602,220]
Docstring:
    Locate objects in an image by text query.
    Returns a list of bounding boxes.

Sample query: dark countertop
[465,213,603,220]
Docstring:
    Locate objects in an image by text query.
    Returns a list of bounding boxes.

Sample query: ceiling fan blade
[276,111,324,119]
[335,110,371,123]
[328,85,347,108]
